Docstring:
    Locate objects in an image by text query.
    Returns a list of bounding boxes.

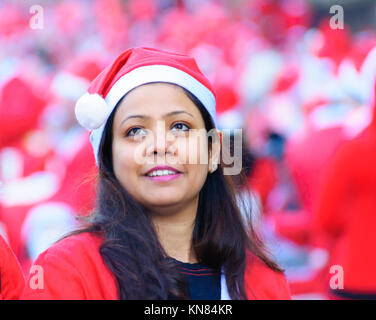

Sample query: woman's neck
[150,199,198,264]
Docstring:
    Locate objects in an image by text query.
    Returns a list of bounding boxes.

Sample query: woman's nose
[146,121,176,157]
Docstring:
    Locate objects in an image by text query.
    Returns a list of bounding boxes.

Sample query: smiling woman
[111,83,212,218]
[21,47,291,300]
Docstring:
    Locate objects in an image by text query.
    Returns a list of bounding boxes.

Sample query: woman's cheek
[125,148,142,172]
[176,133,209,166]
[113,143,139,176]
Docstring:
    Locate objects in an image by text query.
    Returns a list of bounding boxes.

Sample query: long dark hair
[70,84,283,299]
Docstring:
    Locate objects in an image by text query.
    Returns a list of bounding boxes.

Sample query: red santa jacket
[312,122,376,293]
[21,232,291,300]
[0,235,25,300]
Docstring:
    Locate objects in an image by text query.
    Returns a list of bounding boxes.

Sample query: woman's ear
[209,129,222,173]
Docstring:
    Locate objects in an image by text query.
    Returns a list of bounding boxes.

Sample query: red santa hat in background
[51,53,104,102]
[0,77,46,148]
[214,83,243,130]
[75,46,217,164]
[313,18,352,72]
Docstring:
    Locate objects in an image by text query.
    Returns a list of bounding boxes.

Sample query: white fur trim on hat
[75,93,112,130]
[86,64,216,165]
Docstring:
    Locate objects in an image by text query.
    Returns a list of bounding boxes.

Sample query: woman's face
[111,82,218,214]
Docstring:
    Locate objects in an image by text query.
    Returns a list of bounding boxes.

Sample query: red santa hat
[0,77,46,148]
[314,18,352,71]
[51,53,104,101]
[214,83,243,130]
[75,46,217,164]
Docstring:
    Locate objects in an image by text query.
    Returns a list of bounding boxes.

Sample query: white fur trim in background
[52,71,90,101]
[21,202,77,260]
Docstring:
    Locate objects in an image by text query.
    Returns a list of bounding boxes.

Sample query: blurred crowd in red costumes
[1,0,376,299]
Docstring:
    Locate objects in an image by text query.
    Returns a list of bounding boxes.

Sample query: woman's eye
[126,127,147,137]
[126,123,189,138]
[171,122,190,132]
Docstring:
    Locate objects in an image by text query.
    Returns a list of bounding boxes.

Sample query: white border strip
[90,65,217,165]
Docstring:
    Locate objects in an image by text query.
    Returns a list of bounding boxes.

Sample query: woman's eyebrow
[120,110,194,126]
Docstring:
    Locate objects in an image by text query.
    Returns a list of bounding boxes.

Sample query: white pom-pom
[75,93,111,130]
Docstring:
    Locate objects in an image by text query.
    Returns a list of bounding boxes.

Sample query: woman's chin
[142,196,186,211]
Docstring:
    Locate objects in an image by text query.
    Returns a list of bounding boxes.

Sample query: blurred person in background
[225,131,264,231]
[0,75,56,273]
[45,54,104,217]
[311,64,376,300]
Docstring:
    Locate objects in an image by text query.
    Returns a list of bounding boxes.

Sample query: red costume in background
[0,235,25,299]
[312,106,376,295]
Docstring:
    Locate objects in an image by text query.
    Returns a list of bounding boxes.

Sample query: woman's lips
[144,173,182,182]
